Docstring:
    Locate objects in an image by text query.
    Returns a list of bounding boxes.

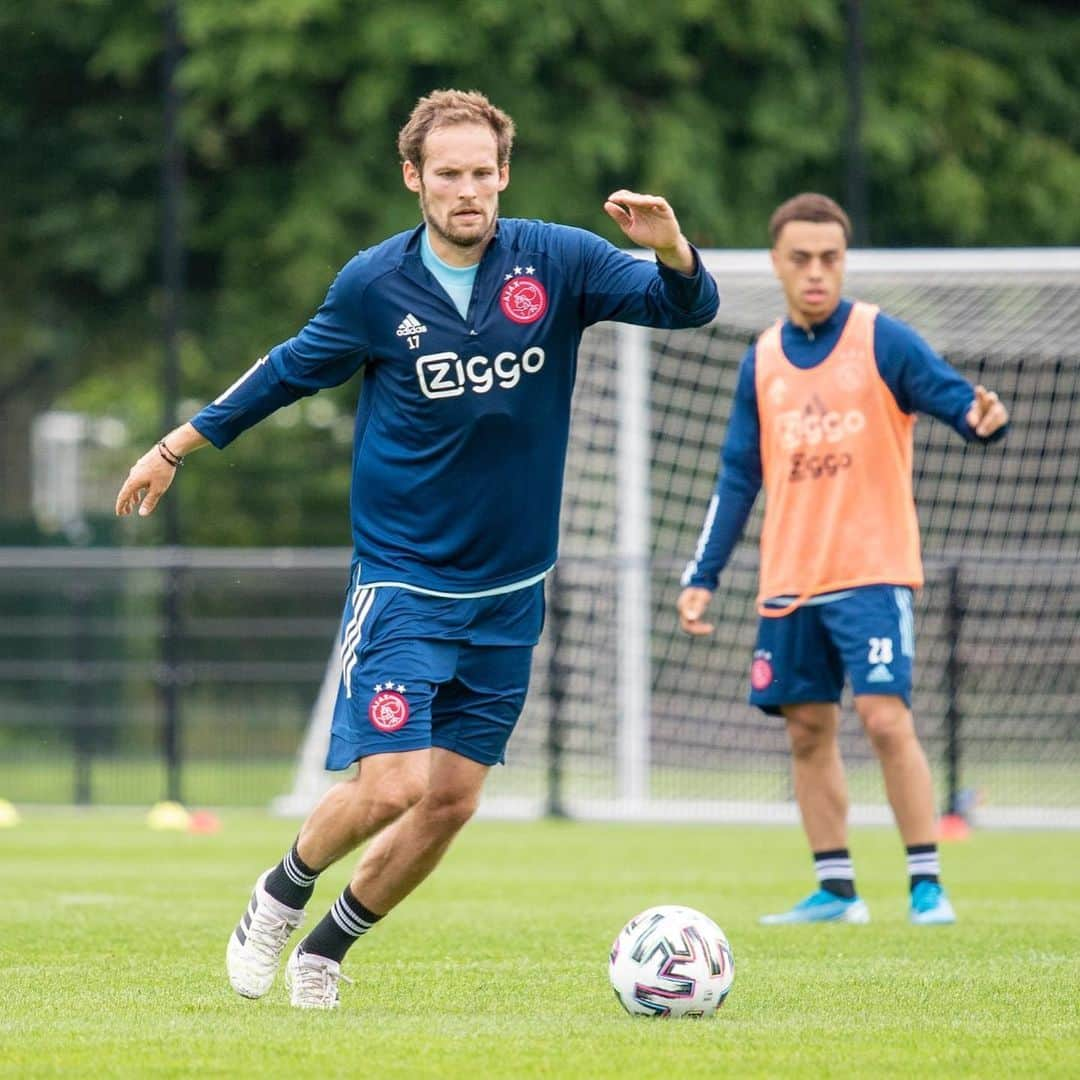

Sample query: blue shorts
[327,581,544,770]
[748,585,916,715]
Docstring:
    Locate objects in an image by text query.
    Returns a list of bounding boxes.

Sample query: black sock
[263,841,320,909]
[814,848,856,899]
[906,843,940,891]
[300,885,383,963]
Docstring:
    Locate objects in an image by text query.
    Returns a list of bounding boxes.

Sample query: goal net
[277,249,1080,828]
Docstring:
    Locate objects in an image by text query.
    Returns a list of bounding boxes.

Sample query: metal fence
[1,546,1077,826]
[0,548,344,808]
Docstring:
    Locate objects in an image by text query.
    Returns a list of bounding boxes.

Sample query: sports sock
[813,848,856,899]
[299,885,383,963]
[906,843,941,891]
[263,840,320,909]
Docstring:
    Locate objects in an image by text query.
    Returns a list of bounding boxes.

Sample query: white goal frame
[274,247,1080,828]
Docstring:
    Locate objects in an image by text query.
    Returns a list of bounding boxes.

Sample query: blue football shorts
[326,579,544,770]
[748,584,916,715]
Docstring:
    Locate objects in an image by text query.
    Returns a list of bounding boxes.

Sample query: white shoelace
[246,911,295,965]
[293,959,353,1007]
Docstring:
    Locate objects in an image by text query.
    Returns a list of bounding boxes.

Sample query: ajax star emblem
[500,275,548,325]
[369,683,410,732]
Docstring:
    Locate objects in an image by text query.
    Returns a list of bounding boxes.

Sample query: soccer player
[116,89,718,1008]
[677,192,1008,927]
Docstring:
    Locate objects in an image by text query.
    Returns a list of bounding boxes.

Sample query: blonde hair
[397,89,515,170]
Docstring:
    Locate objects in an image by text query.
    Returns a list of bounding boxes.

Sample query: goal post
[276,248,1080,828]
[615,323,652,806]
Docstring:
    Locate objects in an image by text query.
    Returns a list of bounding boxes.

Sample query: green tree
[2,0,1077,542]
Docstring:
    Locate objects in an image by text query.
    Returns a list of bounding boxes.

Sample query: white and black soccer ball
[609,904,734,1018]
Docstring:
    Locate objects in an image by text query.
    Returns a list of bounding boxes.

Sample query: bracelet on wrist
[157,440,184,468]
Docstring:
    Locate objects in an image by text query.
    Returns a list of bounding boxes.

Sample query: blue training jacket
[192,218,719,594]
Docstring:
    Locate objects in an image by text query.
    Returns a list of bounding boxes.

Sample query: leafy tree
[2,0,1077,542]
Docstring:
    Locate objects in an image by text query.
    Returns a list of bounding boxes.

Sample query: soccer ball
[609,904,734,1018]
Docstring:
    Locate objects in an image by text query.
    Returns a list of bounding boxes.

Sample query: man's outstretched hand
[603,190,696,274]
[115,446,179,518]
[115,423,207,518]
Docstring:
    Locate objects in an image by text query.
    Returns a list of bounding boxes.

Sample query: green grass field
[2,813,1078,1078]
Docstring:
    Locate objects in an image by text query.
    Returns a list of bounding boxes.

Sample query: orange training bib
[754,301,923,613]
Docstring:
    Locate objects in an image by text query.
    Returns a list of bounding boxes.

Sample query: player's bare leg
[782,702,847,851]
[227,750,430,1000]
[285,749,489,1008]
[347,748,488,913]
[853,695,935,845]
[761,702,868,924]
[296,750,432,869]
[855,694,955,925]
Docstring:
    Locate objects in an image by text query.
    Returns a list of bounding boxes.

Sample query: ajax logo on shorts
[369,682,410,732]
[750,650,774,691]
[499,275,548,324]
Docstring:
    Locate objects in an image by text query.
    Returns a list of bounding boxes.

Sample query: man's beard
[420,190,497,251]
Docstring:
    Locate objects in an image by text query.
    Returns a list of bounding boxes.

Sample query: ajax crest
[750,652,774,691]
[500,277,548,324]
[369,684,409,732]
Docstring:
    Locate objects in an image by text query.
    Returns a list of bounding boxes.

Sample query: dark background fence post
[943,562,964,816]
[160,0,185,805]
[545,567,568,819]
[844,0,870,245]
[72,581,94,805]
[160,0,184,553]
[161,560,184,802]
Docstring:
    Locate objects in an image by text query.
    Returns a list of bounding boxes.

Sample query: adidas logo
[395,313,428,337]
[866,663,894,684]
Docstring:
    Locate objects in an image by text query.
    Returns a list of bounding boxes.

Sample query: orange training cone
[937,813,970,842]
[187,809,221,835]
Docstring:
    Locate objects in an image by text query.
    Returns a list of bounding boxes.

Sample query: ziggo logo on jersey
[416,348,545,399]
[775,407,866,450]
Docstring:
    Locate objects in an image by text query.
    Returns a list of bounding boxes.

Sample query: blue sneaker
[909,881,956,925]
[760,889,870,925]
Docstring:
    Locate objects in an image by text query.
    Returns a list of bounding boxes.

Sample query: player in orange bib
[678,193,1009,926]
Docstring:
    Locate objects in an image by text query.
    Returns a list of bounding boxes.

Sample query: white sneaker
[226,870,305,998]
[285,947,351,1010]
